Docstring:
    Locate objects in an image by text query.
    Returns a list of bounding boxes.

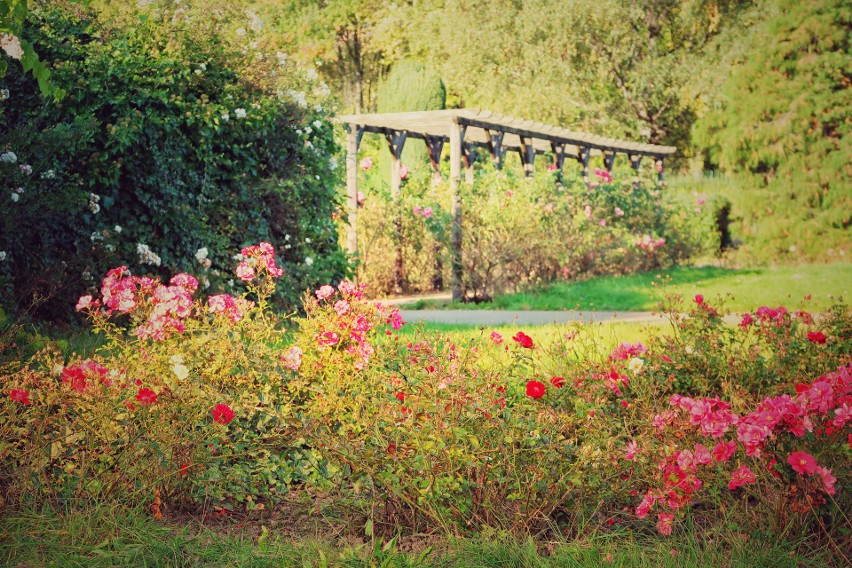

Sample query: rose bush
[2,245,849,545]
[353,163,713,299]
[0,243,316,511]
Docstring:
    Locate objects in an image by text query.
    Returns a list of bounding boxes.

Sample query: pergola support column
[345,125,363,258]
[486,129,505,169]
[656,158,665,185]
[450,119,464,302]
[386,130,408,294]
[551,142,566,171]
[424,136,446,290]
[604,151,616,173]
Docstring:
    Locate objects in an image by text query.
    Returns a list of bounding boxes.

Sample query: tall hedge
[0,2,348,319]
[693,0,850,258]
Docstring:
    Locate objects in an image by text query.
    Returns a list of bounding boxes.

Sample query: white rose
[173,363,189,380]
[628,357,645,375]
[0,33,23,60]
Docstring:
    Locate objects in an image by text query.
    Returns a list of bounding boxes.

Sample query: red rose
[694,294,704,305]
[512,331,534,349]
[135,387,158,405]
[526,380,545,399]
[395,392,406,402]
[807,331,827,344]
[61,366,87,393]
[211,403,235,424]
[550,376,565,388]
[9,388,30,405]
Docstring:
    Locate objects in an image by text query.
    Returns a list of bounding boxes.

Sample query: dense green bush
[0,1,348,319]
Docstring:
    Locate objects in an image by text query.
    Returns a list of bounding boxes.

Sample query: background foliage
[249,0,849,265]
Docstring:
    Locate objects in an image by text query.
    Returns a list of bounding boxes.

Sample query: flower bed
[2,244,849,548]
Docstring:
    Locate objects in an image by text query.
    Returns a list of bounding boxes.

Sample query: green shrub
[0,1,348,319]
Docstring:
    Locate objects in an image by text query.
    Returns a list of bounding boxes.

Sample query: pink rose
[236,262,255,281]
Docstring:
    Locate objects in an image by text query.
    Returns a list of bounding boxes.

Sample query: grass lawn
[396,321,665,359]
[403,264,851,312]
[0,504,837,567]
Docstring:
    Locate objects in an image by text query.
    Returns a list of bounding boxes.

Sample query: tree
[693,0,850,255]
[259,0,394,113]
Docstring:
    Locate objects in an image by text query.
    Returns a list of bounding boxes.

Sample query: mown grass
[395,321,665,360]
[403,264,851,312]
[0,504,838,567]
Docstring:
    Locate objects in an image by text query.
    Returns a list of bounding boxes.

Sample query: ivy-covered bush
[0,1,348,319]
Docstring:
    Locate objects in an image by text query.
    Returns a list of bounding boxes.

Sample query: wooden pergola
[337,108,676,301]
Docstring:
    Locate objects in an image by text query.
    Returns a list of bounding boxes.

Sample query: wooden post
[519,136,535,177]
[630,154,642,189]
[656,158,665,185]
[551,142,566,171]
[345,125,362,257]
[386,130,407,295]
[579,146,590,187]
[450,119,463,302]
[551,142,565,188]
[425,136,445,290]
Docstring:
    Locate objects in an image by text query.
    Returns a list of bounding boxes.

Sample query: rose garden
[1,1,849,566]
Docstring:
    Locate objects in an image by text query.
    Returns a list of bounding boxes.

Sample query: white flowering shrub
[0,1,349,319]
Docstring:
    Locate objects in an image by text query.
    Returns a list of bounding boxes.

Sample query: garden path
[376,292,743,326]
[398,309,661,326]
